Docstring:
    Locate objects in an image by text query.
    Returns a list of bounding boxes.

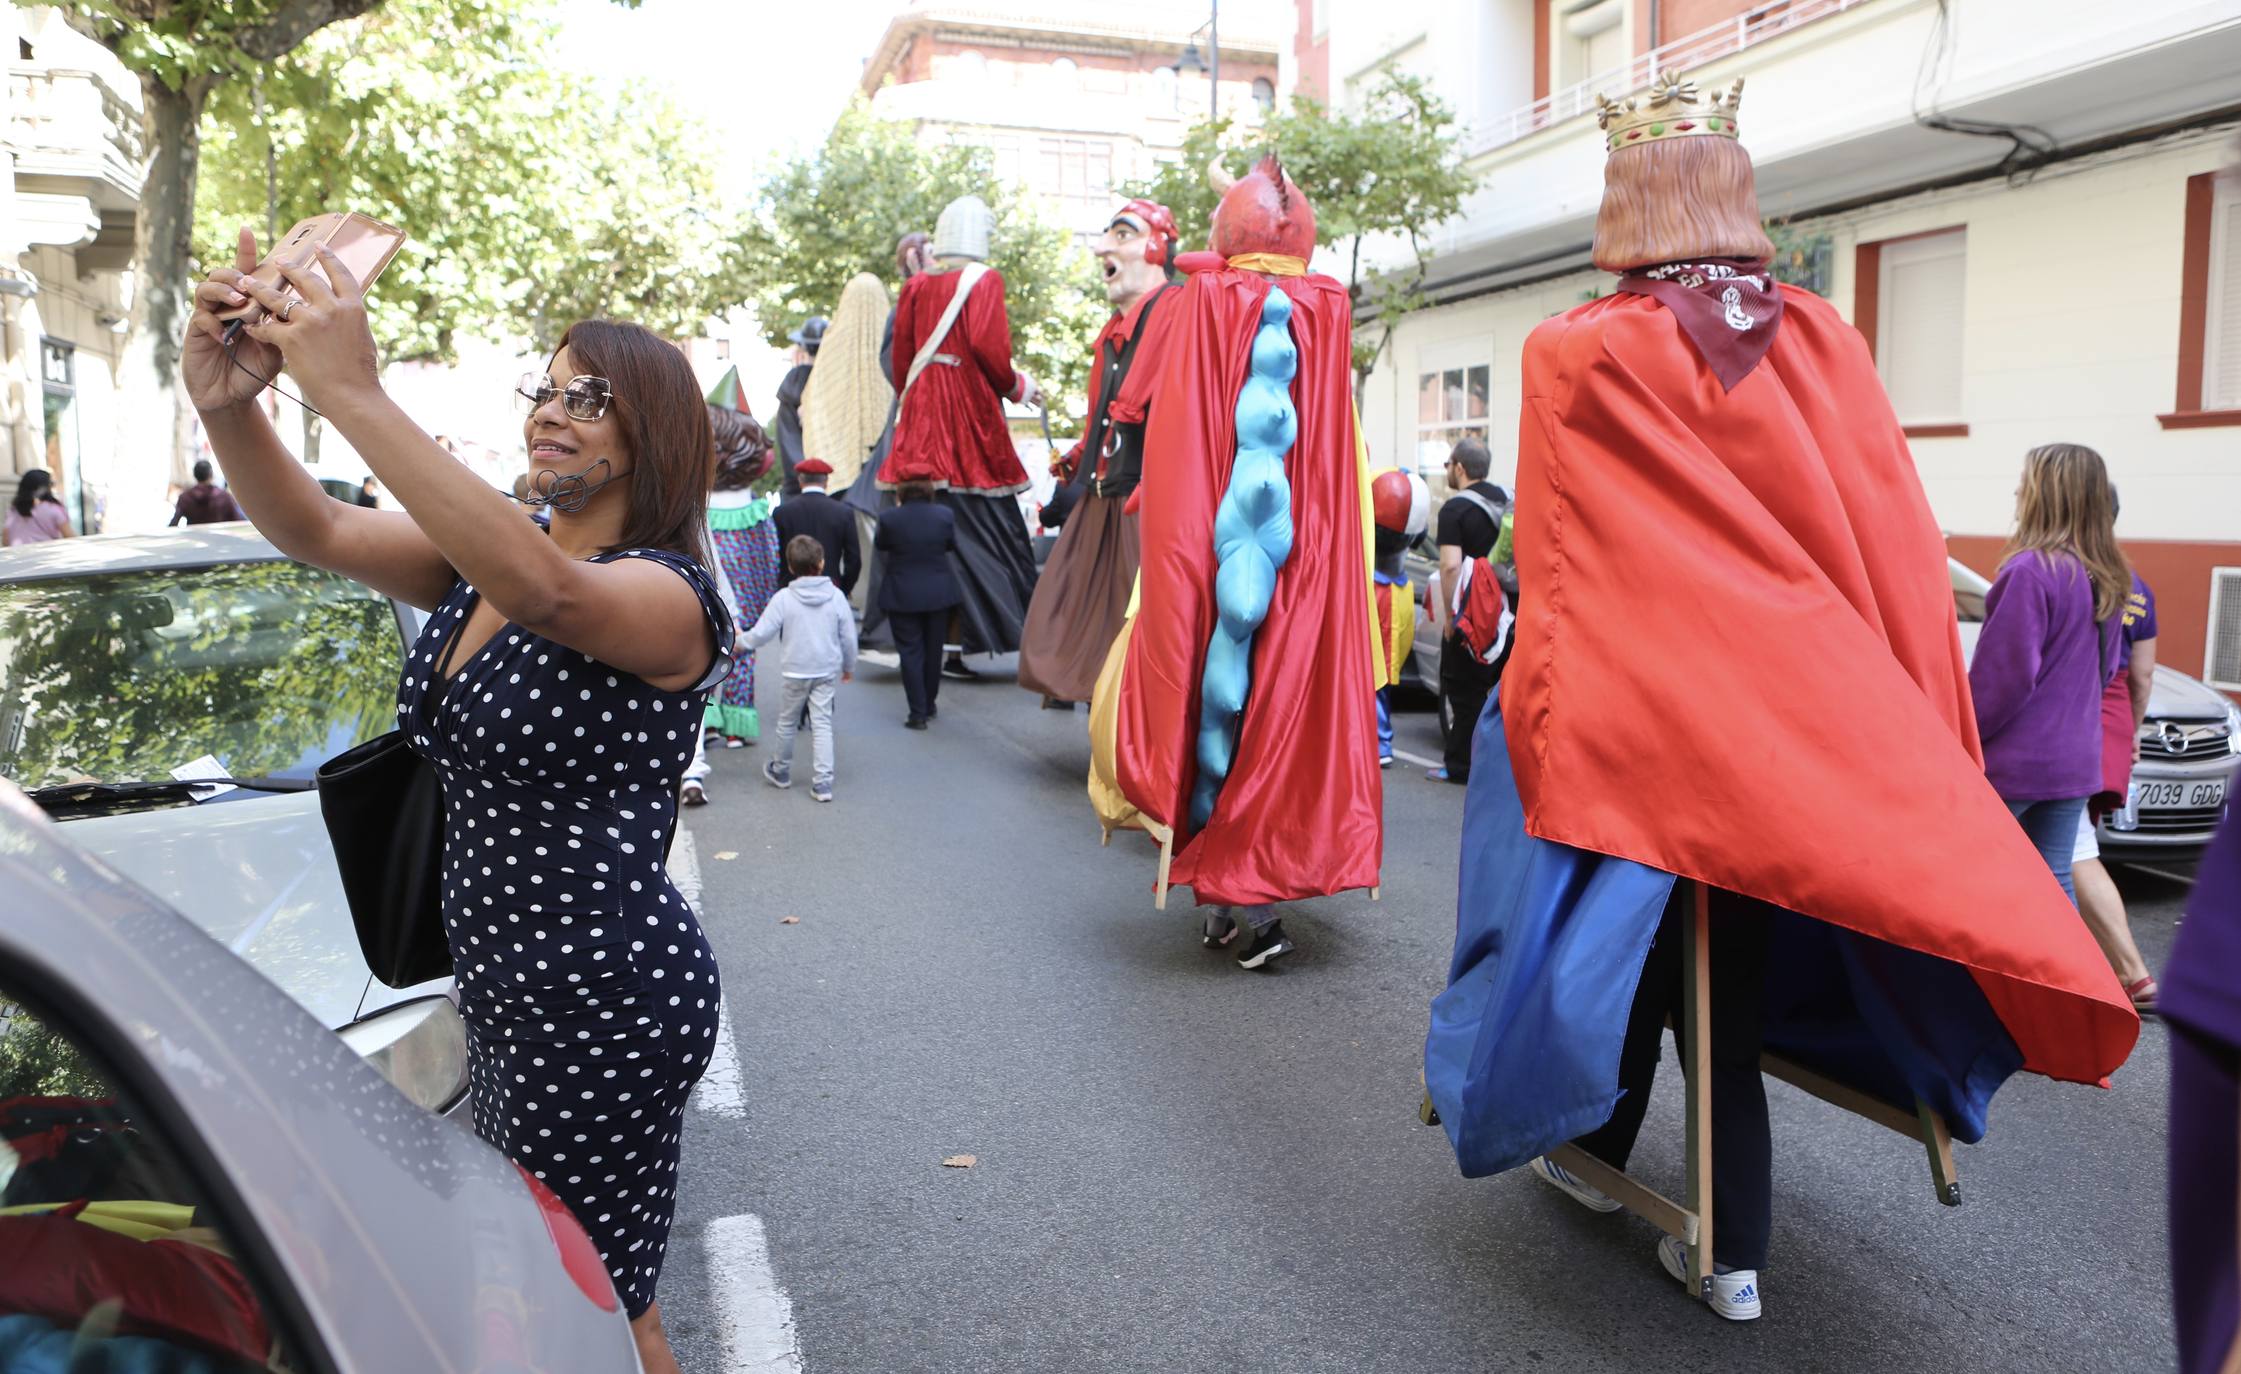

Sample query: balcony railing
[1469,0,1873,154]
[6,64,145,177]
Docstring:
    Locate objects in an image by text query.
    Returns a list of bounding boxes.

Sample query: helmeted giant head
[1370,467,1430,559]
[1209,153,1316,263]
[933,195,995,264]
[1094,198,1176,308]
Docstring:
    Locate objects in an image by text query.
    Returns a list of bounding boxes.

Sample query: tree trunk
[110,75,212,531]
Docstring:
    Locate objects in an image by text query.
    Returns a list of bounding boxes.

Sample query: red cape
[1505,287,2136,1085]
[882,267,1028,493]
[1116,268,1381,905]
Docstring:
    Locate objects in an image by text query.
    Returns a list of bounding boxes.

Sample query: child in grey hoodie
[746,534,859,802]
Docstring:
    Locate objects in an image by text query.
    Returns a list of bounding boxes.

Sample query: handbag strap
[901,261,989,404]
[428,585,479,687]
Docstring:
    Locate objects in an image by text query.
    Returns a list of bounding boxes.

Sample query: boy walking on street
[748,535,858,802]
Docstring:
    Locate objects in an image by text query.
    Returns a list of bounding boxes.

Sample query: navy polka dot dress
[396,547,732,1318]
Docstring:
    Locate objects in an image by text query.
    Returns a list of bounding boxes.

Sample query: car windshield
[1950,560,1988,624]
[0,561,403,792]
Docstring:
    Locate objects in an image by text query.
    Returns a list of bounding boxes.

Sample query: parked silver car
[1408,554,2238,858]
[0,778,640,1371]
[0,524,465,1112]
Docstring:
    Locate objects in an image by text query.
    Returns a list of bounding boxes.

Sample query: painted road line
[858,649,900,668]
[1392,749,1444,771]
[673,822,749,1120]
[705,1214,804,1373]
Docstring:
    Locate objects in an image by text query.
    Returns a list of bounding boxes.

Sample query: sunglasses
[515,374,614,422]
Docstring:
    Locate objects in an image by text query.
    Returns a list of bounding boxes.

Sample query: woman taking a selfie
[184,227,728,1374]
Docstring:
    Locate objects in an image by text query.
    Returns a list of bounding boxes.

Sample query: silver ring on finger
[277,298,296,323]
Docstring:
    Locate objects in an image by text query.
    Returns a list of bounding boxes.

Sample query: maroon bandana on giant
[1614,258,1784,392]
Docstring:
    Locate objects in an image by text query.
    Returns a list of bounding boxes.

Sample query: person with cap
[773,456,859,596]
[774,315,827,497]
[1017,199,1183,708]
[879,195,1042,681]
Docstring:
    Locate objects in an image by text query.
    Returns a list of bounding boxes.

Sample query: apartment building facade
[861,1,1286,239]
[1329,0,2241,687]
[2,5,145,535]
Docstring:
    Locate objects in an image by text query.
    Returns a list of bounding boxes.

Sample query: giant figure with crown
[1420,71,2138,1318]
[1094,153,1383,971]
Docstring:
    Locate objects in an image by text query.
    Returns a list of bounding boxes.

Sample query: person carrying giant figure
[1096,153,1383,972]
[1018,198,1183,707]
[879,197,1041,678]
[1421,70,2138,1321]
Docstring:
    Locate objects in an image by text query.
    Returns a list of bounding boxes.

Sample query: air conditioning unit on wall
[2209,567,2241,693]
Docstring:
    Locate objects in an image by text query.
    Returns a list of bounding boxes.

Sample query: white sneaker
[1658,1235,1762,1321]
[1528,1155,1621,1213]
[680,780,708,807]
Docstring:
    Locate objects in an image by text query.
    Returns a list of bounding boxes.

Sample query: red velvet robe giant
[1115,267,1381,906]
[882,266,1029,494]
[1503,286,2136,1085]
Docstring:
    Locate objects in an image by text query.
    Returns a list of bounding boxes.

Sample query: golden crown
[1595,71,1745,153]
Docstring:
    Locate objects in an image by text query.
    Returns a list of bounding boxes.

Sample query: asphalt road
[654,652,2187,1374]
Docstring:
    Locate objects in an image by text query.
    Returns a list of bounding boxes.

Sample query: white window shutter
[1878,233,1967,424]
[2207,185,2241,410]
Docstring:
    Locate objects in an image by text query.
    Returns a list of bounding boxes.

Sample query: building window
[1252,76,1276,112]
[1036,137,1114,225]
[2165,170,2241,428]
[40,338,88,533]
[1858,228,1968,436]
[1153,65,1178,111]
[1553,0,1628,91]
[1416,347,1493,483]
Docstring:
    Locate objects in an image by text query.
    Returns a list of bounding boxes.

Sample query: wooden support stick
[1548,1144,1699,1245]
[1683,882,1715,1301]
[1151,822,1173,911]
[1759,1053,1964,1206]
[1917,1099,1963,1207]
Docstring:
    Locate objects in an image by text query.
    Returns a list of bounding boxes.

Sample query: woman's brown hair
[551,320,713,560]
[1592,136,1775,273]
[710,409,771,492]
[2001,442,2130,622]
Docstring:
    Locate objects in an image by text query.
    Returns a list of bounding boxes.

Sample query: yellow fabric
[1379,580,1416,689]
[1087,607,1143,832]
[800,272,894,489]
[1,1198,196,1241]
[1225,253,1309,277]
[1354,405,1386,688]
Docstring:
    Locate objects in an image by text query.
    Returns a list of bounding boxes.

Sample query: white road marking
[695,995,749,1120]
[672,823,748,1120]
[705,1214,804,1373]
[1392,749,1444,771]
[857,648,899,668]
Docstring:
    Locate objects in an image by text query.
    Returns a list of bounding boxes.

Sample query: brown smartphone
[215,212,407,326]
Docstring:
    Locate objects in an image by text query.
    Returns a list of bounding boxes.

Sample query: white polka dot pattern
[395,548,733,1319]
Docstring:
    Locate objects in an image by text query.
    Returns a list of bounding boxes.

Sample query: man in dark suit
[874,480,964,728]
[774,457,861,595]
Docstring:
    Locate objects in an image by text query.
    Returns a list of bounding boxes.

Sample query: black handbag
[316,729,452,988]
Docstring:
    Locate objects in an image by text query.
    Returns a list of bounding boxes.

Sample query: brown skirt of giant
[1017,489,1140,703]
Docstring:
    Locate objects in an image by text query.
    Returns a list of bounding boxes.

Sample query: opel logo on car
[2159,721,2188,755]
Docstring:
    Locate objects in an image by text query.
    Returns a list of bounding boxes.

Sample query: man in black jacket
[774,458,861,596]
[874,479,964,728]
[774,316,826,497]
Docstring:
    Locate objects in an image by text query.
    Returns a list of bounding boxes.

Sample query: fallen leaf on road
[713,851,738,861]
[780,916,800,925]
[942,1154,976,1169]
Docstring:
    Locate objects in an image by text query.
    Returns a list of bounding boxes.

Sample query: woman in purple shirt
[2,468,73,546]
[1968,443,2126,904]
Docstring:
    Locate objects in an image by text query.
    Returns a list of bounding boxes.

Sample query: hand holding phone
[215,212,405,330]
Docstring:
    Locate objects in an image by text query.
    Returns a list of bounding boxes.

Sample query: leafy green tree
[736,98,1106,418]
[1125,72,1478,384]
[195,0,742,363]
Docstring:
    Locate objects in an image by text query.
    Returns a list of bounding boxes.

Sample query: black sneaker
[1234,920,1295,970]
[942,654,980,681]
[904,715,929,730]
[1202,907,1238,948]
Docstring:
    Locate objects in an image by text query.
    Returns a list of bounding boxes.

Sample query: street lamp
[1176,3,1219,115]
